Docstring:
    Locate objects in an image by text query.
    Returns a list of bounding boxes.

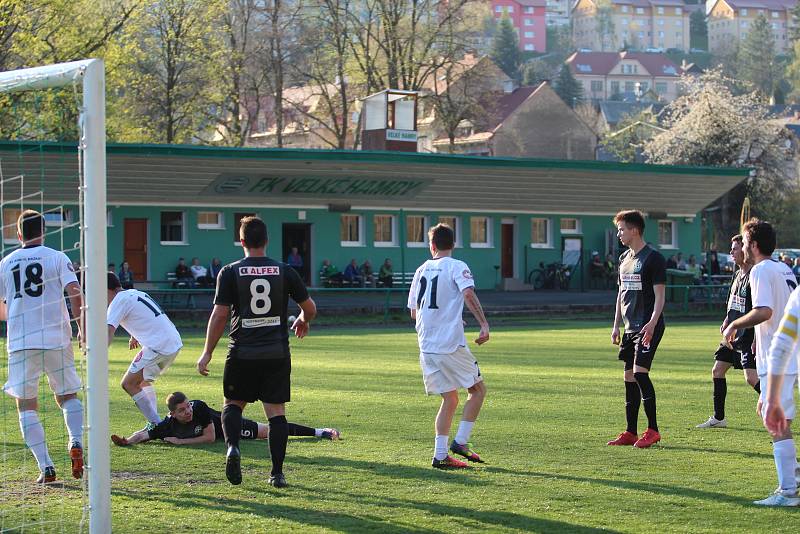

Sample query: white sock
[773,439,798,493]
[314,428,323,437]
[61,398,83,447]
[454,420,475,445]
[132,388,160,424]
[19,411,53,471]
[434,435,449,460]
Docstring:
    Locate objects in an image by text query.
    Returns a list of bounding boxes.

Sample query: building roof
[567,51,683,77]
[0,141,748,217]
[600,101,666,126]
[712,0,793,9]
[488,86,540,131]
[514,0,548,6]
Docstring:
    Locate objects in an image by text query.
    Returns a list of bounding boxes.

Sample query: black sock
[713,377,727,421]
[753,381,761,394]
[625,381,640,434]
[634,372,658,432]
[268,415,289,476]
[287,422,315,437]
[221,404,243,450]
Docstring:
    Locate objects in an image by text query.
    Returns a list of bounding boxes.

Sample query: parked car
[772,248,800,262]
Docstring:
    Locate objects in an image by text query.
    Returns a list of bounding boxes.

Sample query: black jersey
[148,400,217,440]
[618,244,667,333]
[214,256,309,360]
[725,268,754,351]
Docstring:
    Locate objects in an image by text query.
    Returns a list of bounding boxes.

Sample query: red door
[501,223,514,278]
[124,219,148,281]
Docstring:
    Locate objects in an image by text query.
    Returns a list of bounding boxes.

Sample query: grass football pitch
[1,320,799,533]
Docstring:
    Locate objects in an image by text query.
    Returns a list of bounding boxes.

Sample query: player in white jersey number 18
[0,210,85,484]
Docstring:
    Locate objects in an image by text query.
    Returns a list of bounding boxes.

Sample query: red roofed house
[492,0,547,52]
[708,0,796,55]
[566,51,684,102]
[431,82,598,159]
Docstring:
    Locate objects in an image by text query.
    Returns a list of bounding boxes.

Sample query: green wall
[96,205,704,290]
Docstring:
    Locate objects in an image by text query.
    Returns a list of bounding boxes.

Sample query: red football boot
[607,431,638,446]
[431,455,469,469]
[633,428,661,448]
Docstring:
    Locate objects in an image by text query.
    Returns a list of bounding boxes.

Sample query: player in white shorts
[0,210,84,484]
[408,223,490,469]
[107,271,183,425]
[723,218,799,506]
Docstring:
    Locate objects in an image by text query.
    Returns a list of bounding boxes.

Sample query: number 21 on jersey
[416,275,439,310]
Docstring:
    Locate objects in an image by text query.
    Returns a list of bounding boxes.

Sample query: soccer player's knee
[441,391,459,407]
[469,381,487,397]
[711,366,726,379]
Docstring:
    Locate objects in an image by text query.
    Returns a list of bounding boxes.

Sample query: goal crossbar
[0,59,109,534]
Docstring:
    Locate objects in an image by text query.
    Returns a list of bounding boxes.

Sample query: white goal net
[0,60,109,534]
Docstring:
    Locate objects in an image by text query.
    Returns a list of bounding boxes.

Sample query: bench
[376,271,414,288]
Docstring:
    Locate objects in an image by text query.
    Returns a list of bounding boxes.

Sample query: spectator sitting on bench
[343,259,364,287]
[190,257,213,287]
[686,254,702,280]
[210,257,223,281]
[174,258,192,287]
[360,259,375,287]
[378,258,393,288]
[118,261,135,289]
[319,259,343,287]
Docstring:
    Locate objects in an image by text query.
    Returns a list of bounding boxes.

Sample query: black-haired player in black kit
[196,216,317,488]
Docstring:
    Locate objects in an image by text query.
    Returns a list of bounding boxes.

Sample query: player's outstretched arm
[463,287,489,345]
[197,304,230,375]
[165,423,215,445]
[292,297,317,339]
[723,306,772,343]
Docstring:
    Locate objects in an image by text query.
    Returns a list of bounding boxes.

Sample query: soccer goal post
[0,59,109,534]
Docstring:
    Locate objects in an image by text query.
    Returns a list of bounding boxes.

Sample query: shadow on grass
[664,443,773,460]
[112,487,439,533]
[283,484,622,534]
[483,468,754,507]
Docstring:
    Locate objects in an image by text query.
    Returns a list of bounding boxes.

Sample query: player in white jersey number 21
[408,223,490,469]
[0,210,84,484]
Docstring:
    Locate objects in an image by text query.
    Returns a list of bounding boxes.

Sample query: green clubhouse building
[0,142,748,290]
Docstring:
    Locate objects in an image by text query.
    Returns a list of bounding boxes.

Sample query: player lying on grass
[111,391,339,446]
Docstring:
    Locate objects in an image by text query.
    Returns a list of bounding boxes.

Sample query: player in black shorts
[196,216,317,488]
[608,210,667,449]
[110,391,340,446]
[696,234,760,429]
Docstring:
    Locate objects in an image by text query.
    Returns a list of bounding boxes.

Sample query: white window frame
[740,8,747,15]
[373,214,398,247]
[106,209,114,228]
[406,215,429,248]
[530,218,552,248]
[524,31,534,38]
[524,43,535,50]
[560,218,582,234]
[657,6,664,14]
[636,7,644,14]
[772,10,779,18]
[197,211,225,230]
[675,7,681,14]
[524,6,534,13]
[507,5,513,12]
[622,5,629,13]
[469,216,493,248]
[438,215,462,248]
[160,211,187,245]
[524,18,533,26]
[340,214,365,247]
[495,5,502,12]
[657,219,678,249]
[43,207,73,227]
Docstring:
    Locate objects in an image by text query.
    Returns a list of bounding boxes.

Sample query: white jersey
[750,258,797,376]
[0,245,78,352]
[407,256,475,354]
[107,289,183,355]
[767,286,800,376]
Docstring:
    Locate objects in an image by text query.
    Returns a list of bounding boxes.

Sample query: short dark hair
[107,271,122,290]
[428,223,454,251]
[17,209,43,241]
[613,210,645,235]
[166,391,187,412]
[731,234,743,244]
[240,216,267,248]
[742,218,776,256]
